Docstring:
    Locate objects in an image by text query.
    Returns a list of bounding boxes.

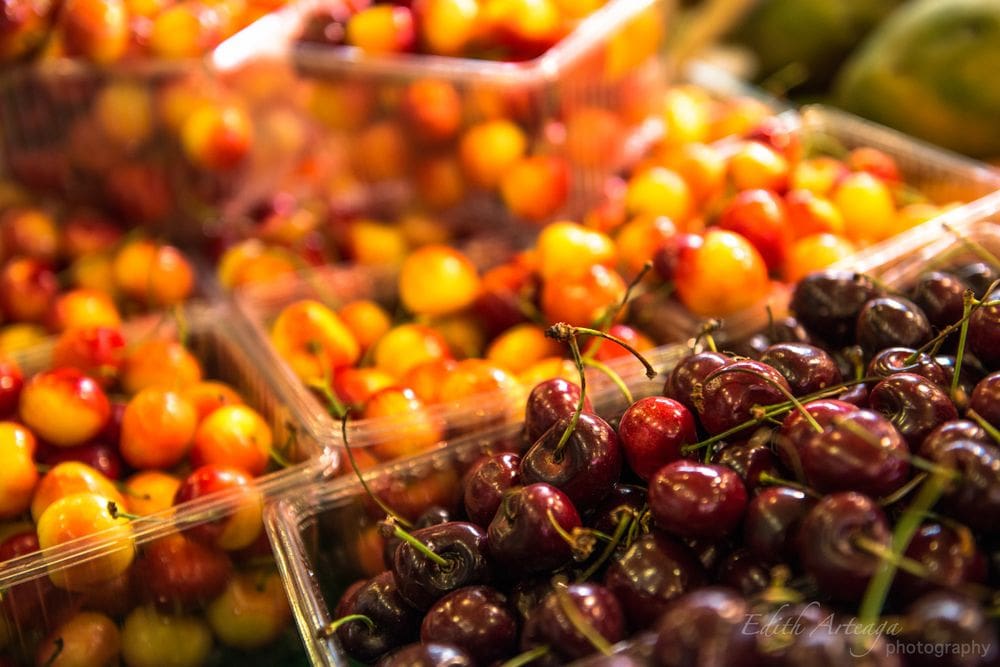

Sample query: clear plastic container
[632,105,1000,345]
[0,303,334,666]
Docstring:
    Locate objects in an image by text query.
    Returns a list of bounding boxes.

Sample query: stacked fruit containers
[1,0,1000,665]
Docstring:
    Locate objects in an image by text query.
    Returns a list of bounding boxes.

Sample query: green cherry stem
[380,519,448,567]
[341,411,413,530]
[317,614,375,639]
[950,290,974,398]
[943,222,1000,268]
[554,580,614,656]
[547,509,597,561]
[500,646,551,667]
[878,472,928,507]
[552,334,587,457]
[578,509,634,582]
[107,501,142,522]
[694,319,721,354]
[757,472,819,497]
[548,323,657,380]
[582,357,634,405]
[967,409,1000,446]
[588,260,652,343]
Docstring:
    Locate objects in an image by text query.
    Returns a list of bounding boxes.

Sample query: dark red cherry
[967,287,1000,370]
[392,522,492,610]
[922,419,990,450]
[508,577,553,624]
[749,601,832,665]
[487,483,581,575]
[759,342,842,397]
[36,440,124,480]
[333,571,421,663]
[697,360,792,436]
[653,232,702,282]
[768,316,813,345]
[900,591,999,667]
[781,623,898,667]
[744,486,816,565]
[856,295,933,357]
[664,351,732,413]
[868,372,959,449]
[836,380,870,408]
[798,492,891,601]
[463,452,521,527]
[866,347,949,388]
[375,642,473,667]
[935,354,987,410]
[520,412,621,511]
[524,378,593,443]
[909,271,968,332]
[588,483,646,537]
[798,409,910,498]
[918,438,1000,534]
[790,270,882,347]
[532,583,626,662]
[716,550,770,597]
[604,532,706,630]
[774,399,858,480]
[98,399,126,450]
[653,588,758,667]
[618,396,696,480]
[969,371,1000,430]
[954,262,999,298]
[421,586,517,665]
[383,506,451,572]
[893,522,985,604]
[711,432,781,492]
[649,461,748,540]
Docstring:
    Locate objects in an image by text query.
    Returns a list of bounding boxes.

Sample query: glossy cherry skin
[524,378,592,443]
[653,587,758,667]
[375,642,473,667]
[798,409,910,498]
[969,371,1000,430]
[462,452,520,527]
[0,358,23,417]
[711,432,781,492]
[954,262,999,298]
[531,583,626,661]
[856,295,933,357]
[392,521,492,610]
[918,438,1000,534]
[649,461,748,540]
[759,342,842,397]
[869,372,959,448]
[383,506,451,570]
[604,532,706,630]
[935,354,987,409]
[968,287,1000,370]
[909,271,967,332]
[716,550,769,597]
[588,483,647,537]
[37,440,124,481]
[617,396,696,481]
[798,492,891,601]
[744,486,816,565]
[136,534,233,611]
[893,522,985,604]
[866,347,949,388]
[487,483,581,575]
[900,592,999,667]
[923,419,990,450]
[781,623,899,667]
[697,360,792,436]
[790,270,882,346]
[775,398,859,479]
[520,412,621,511]
[334,571,421,663]
[664,351,731,414]
[749,601,833,665]
[420,586,517,665]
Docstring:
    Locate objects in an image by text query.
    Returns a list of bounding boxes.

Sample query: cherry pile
[320,256,1000,666]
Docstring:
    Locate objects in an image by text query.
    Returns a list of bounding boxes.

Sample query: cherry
[969,371,1000,430]
[923,419,990,450]
[798,492,891,601]
[744,486,816,565]
[663,351,731,414]
[653,588,757,667]
[603,531,707,632]
[649,461,748,540]
[868,372,959,448]
[954,262,999,298]
[759,342,842,396]
[856,295,933,357]
[617,396,696,481]
[136,534,233,611]
[918,438,1000,534]
[866,347,949,388]
[375,642,473,667]
[697,359,792,436]
[936,354,987,406]
[462,452,521,527]
[775,398,859,479]
[965,287,1000,370]
[711,434,781,492]
[790,270,882,347]
[383,506,451,570]
[524,378,592,443]
[390,521,492,610]
[909,271,967,332]
[716,550,770,597]
[893,522,985,604]
[588,483,646,537]
[900,591,999,667]
[421,586,517,665]
[330,571,421,663]
[798,409,910,498]
[520,412,621,511]
[37,440,124,480]
[487,483,582,575]
[750,601,832,665]
[781,622,898,666]
[530,583,626,662]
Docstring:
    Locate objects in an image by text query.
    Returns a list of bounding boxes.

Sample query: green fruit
[835,0,1000,158]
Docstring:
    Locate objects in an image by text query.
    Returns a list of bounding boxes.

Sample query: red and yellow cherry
[536,220,616,282]
[60,210,122,259]
[346,4,415,54]
[46,288,122,332]
[122,470,181,516]
[486,323,563,375]
[37,440,124,481]
[112,239,195,306]
[674,229,770,317]
[624,166,692,225]
[271,299,361,383]
[181,380,244,422]
[0,257,58,323]
[587,323,654,363]
[401,358,459,405]
[459,119,527,190]
[399,245,481,317]
[137,532,233,610]
[190,404,272,477]
[374,323,452,379]
[831,171,896,244]
[0,422,37,520]
[727,140,789,193]
[500,155,570,223]
[0,355,23,417]
[784,233,857,283]
[51,325,126,387]
[120,605,213,667]
[181,103,253,172]
[36,491,135,590]
[415,0,479,56]
[784,188,844,238]
[120,388,198,470]
[31,460,127,523]
[717,188,790,273]
[613,214,677,276]
[20,368,110,447]
[400,78,463,142]
[205,569,292,650]
[34,611,121,667]
[333,367,398,407]
[337,299,392,353]
[363,387,444,461]
[57,0,128,63]
[541,263,627,328]
[121,339,203,394]
[174,464,263,551]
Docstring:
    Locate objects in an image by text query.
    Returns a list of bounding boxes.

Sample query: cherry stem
[500,646,551,667]
[694,319,720,354]
[590,260,652,338]
[316,613,375,639]
[833,417,959,482]
[902,282,1000,366]
[553,335,586,457]
[755,565,804,606]
[878,472,928,507]
[268,429,296,469]
[966,409,1000,446]
[310,348,348,419]
[106,501,142,522]
[950,290,974,397]
[554,580,614,656]
[943,222,1000,268]
[578,509,633,582]
[41,637,64,667]
[705,366,823,434]
[382,519,448,567]
[341,411,413,530]
[582,358,633,405]
[548,323,657,380]
[757,472,820,498]
[170,304,189,349]
[546,508,596,561]
[857,468,951,628]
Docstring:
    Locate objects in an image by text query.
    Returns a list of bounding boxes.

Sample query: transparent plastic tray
[633,105,1000,346]
[235,262,688,461]
[0,303,333,665]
